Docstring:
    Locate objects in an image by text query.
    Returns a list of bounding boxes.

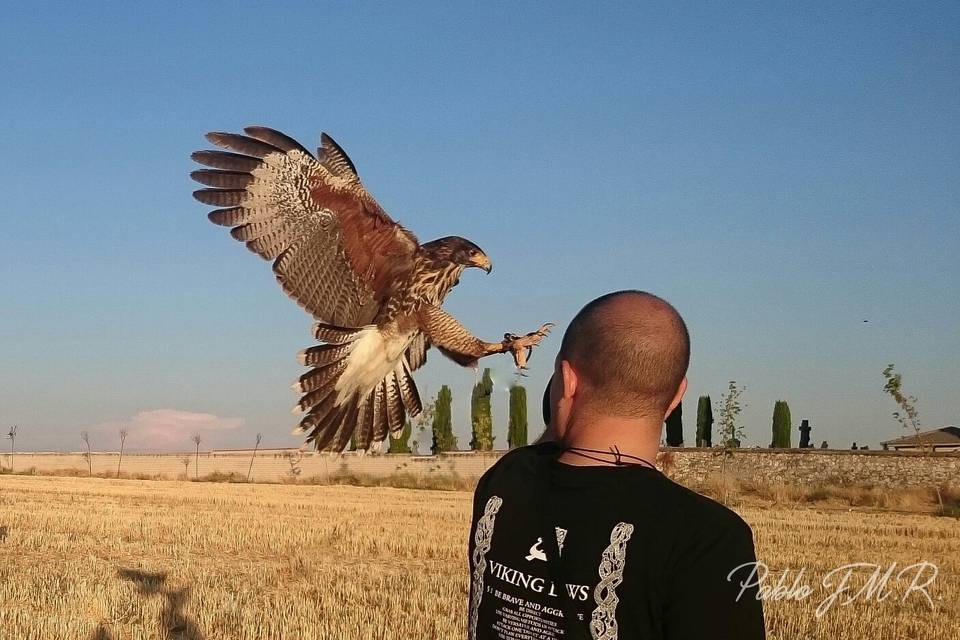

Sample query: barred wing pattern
[191,126,418,327]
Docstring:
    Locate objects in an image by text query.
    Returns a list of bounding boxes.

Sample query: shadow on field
[87,569,204,640]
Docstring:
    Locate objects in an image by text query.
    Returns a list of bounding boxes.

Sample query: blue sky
[1,2,957,452]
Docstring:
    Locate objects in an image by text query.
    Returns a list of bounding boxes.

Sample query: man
[467,291,765,640]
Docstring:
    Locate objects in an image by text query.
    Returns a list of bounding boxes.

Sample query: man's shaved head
[559,291,690,419]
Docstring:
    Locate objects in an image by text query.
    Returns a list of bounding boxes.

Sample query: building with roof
[880,426,960,452]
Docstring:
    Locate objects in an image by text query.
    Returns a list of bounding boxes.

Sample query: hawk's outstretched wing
[191,126,418,327]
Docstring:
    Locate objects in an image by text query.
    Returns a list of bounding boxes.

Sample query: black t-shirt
[467,443,765,640]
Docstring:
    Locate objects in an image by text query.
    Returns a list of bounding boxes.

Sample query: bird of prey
[191,126,551,452]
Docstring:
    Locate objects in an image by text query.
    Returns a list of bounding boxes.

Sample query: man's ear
[560,360,578,400]
[664,377,688,419]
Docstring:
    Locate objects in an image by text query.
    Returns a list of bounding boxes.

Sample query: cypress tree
[665,401,683,447]
[508,385,528,449]
[696,395,713,447]
[771,400,792,448]
[470,368,495,451]
[389,420,413,453]
[431,385,457,454]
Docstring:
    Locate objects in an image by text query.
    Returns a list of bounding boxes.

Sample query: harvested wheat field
[0,475,957,640]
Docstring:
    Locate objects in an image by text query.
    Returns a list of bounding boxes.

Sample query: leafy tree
[431,385,458,454]
[696,396,713,447]
[882,364,927,453]
[881,364,943,513]
[770,400,792,448]
[389,420,413,453]
[508,385,528,449]
[718,382,745,454]
[665,401,683,446]
[470,369,495,451]
[716,381,745,505]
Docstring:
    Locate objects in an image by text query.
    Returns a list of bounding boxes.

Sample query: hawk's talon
[502,321,553,369]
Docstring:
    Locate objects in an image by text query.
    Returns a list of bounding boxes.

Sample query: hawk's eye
[469,249,478,256]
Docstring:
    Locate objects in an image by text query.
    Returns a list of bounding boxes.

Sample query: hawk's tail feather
[396,363,423,417]
[297,342,353,368]
[306,401,352,451]
[292,359,348,395]
[372,380,391,445]
[330,398,363,453]
[293,323,424,452]
[292,388,337,434]
[353,394,375,451]
[312,323,362,344]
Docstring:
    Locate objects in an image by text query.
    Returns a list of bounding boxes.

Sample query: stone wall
[2,448,957,488]
[660,448,960,488]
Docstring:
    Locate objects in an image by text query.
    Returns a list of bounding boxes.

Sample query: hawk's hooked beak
[471,254,493,273]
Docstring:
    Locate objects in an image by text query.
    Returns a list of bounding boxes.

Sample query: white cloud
[88,409,244,452]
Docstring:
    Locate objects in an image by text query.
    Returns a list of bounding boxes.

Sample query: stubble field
[0,475,957,639]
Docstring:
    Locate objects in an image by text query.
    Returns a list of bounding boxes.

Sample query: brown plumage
[191,126,551,451]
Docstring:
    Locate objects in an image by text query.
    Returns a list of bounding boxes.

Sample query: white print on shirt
[480,516,634,640]
[470,495,503,640]
[526,538,548,562]
[555,527,568,557]
[589,522,635,640]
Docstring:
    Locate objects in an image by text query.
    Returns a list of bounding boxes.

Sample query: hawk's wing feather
[191,126,419,327]
[318,132,359,179]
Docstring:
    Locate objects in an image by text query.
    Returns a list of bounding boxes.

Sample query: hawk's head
[421,236,492,273]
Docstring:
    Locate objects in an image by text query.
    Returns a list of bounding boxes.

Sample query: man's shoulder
[654,473,753,538]
[475,442,555,491]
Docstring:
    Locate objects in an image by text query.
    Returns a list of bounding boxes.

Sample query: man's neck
[556,414,661,467]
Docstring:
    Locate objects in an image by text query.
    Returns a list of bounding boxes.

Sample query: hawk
[191,126,551,452]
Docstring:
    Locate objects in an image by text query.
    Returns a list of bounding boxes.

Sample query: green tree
[883,364,944,512]
[696,395,713,447]
[882,364,927,453]
[665,401,683,446]
[770,400,792,448]
[718,381,745,453]
[470,368,495,451]
[508,385,528,449]
[389,420,413,453]
[431,385,458,454]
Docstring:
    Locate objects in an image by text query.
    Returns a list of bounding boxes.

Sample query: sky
[1,2,958,453]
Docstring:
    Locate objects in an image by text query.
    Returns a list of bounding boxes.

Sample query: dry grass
[697,472,960,515]
[0,465,478,492]
[0,475,957,639]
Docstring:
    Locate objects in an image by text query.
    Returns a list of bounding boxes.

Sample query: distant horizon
[5,416,952,455]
